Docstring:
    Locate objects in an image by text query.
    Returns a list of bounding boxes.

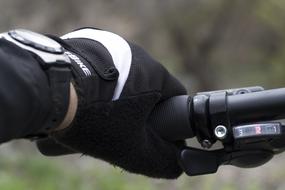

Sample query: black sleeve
[0,39,52,142]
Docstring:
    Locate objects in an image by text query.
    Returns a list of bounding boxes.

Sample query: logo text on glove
[65,51,91,76]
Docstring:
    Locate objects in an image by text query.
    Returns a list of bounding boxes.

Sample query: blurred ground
[1,141,285,190]
[1,0,285,189]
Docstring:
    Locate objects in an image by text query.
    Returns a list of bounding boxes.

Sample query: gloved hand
[36,28,187,179]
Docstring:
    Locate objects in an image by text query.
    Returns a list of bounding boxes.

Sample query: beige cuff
[54,83,78,131]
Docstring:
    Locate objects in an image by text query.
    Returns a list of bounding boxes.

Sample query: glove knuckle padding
[64,38,119,102]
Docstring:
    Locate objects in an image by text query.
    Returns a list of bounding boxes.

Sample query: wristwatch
[0,29,71,137]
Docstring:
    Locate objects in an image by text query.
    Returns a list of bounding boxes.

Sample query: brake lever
[179,147,274,176]
[179,122,284,176]
[179,147,225,176]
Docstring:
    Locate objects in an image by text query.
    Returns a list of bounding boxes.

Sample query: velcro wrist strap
[41,66,71,132]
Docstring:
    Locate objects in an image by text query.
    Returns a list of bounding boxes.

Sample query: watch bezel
[8,29,64,54]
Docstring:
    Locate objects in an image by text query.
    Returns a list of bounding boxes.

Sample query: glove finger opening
[36,138,78,156]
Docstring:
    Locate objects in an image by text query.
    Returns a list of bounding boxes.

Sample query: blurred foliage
[1,0,285,189]
[1,141,285,190]
[1,0,285,91]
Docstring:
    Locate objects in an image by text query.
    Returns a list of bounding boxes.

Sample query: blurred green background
[1,0,285,189]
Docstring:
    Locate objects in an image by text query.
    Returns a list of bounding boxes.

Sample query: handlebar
[149,87,285,176]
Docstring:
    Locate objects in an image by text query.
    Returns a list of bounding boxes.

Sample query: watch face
[8,29,64,54]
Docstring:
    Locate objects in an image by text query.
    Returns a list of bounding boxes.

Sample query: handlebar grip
[228,88,285,124]
[149,88,285,142]
[148,95,194,141]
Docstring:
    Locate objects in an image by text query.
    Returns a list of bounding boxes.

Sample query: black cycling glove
[33,28,187,179]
